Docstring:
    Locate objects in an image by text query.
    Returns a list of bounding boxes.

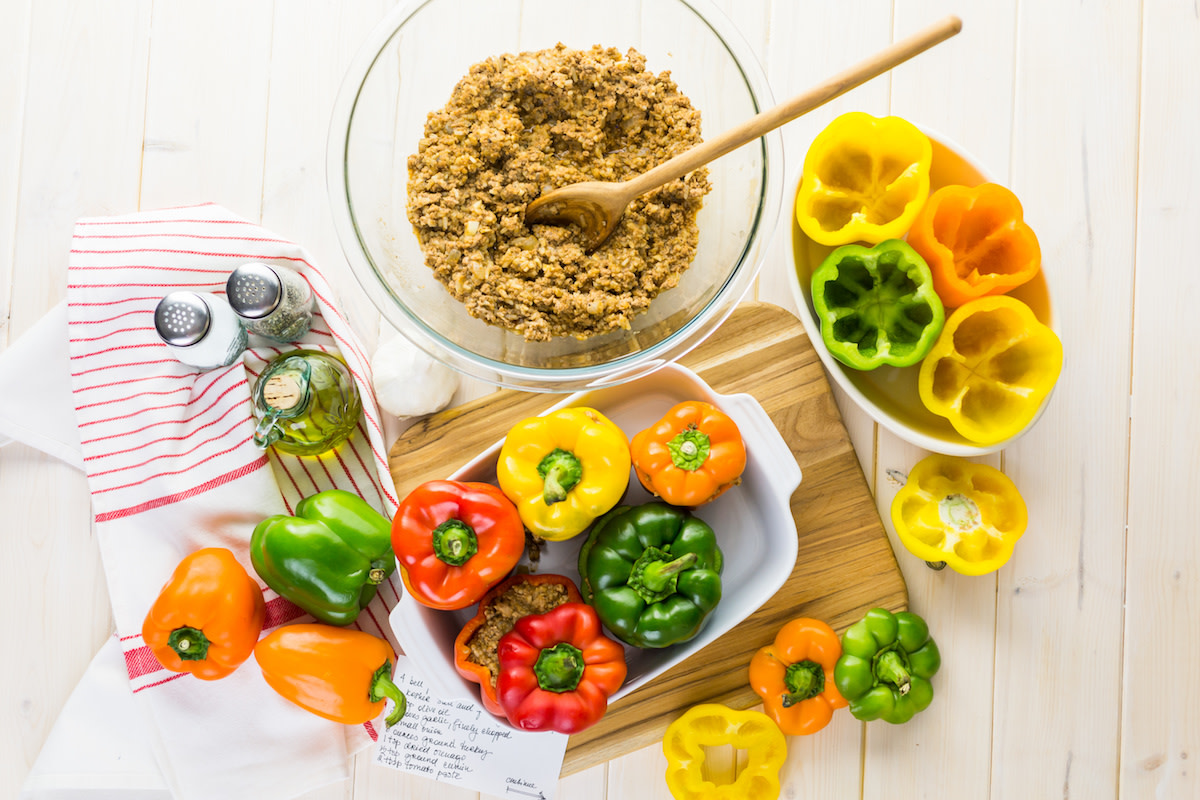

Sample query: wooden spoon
[525,15,962,252]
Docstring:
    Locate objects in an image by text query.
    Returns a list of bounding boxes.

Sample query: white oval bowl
[786,129,1058,456]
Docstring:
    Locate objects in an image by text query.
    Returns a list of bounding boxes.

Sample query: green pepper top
[833,607,941,724]
[250,489,396,626]
[577,502,723,649]
[811,239,945,370]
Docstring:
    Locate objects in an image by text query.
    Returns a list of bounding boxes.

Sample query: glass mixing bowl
[328,0,783,391]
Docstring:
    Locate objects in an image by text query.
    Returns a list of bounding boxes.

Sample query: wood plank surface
[388,302,909,775]
[3,2,1191,800]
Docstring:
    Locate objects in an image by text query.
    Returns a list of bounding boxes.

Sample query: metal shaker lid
[226,262,282,319]
[154,292,211,347]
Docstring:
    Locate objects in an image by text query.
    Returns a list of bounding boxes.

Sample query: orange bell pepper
[749,617,847,736]
[141,547,265,681]
[453,573,584,718]
[631,400,747,506]
[907,183,1041,308]
[255,623,406,727]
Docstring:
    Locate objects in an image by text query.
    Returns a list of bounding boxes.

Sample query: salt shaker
[226,262,314,342]
[154,291,248,370]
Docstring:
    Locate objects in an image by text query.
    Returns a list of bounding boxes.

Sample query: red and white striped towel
[61,204,403,799]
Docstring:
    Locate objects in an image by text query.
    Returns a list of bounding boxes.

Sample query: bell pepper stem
[640,551,698,594]
[370,661,408,727]
[368,559,389,585]
[167,626,211,662]
[533,642,585,693]
[875,649,912,695]
[668,427,711,471]
[781,659,826,707]
[538,449,583,504]
[431,519,479,567]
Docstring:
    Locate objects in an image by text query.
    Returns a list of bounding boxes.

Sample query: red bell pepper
[496,602,627,734]
[392,480,525,610]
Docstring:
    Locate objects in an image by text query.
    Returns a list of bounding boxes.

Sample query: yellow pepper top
[891,454,1028,575]
[918,295,1063,445]
[496,406,630,541]
[662,703,786,800]
[795,112,932,247]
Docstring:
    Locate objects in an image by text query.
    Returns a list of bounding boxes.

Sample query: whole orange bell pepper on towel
[141,547,265,680]
[255,623,406,727]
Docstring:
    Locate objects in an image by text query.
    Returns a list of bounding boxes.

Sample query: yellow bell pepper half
[891,454,1028,575]
[917,295,1063,445]
[663,704,787,800]
[795,112,932,247]
[496,406,630,541]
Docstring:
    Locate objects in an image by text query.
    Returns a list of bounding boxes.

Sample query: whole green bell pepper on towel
[833,607,941,724]
[810,239,945,370]
[250,490,396,626]
[577,502,723,649]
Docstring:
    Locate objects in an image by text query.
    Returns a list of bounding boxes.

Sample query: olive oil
[252,350,362,456]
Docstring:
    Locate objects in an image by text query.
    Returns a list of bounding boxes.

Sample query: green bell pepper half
[833,607,941,724]
[577,502,723,649]
[250,489,396,626]
[810,239,945,370]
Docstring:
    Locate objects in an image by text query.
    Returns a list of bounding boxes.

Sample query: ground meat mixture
[407,44,710,341]
[465,580,570,685]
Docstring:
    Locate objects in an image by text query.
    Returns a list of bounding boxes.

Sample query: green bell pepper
[833,607,941,724]
[250,490,396,626]
[577,502,723,649]
[810,239,945,370]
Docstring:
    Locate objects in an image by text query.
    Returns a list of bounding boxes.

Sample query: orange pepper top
[141,547,265,681]
[749,617,847,736]
[907,182,1041,308]
[630,400,747,506]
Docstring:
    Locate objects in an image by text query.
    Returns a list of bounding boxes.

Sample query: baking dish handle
[717,391,802,498]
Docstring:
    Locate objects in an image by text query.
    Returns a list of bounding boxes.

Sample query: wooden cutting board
[388,301,907,776]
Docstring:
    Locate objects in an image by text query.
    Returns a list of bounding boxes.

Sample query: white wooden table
[3,1,1195,798]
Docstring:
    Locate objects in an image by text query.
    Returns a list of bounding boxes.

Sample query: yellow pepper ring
[662,704,787,800]
[917,294,1063,445]
[795,112,933,247]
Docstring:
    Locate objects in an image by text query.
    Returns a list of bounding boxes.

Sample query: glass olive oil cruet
[251,350,362,456]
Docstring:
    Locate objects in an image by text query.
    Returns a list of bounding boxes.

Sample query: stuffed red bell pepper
[496,602,627,734]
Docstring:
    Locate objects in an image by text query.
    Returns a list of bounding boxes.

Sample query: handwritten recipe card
[374,656,569,798]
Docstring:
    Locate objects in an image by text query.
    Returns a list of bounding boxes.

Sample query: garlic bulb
[371,332,460,419]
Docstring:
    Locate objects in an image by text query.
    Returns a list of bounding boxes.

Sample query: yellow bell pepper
[918,295,1062,445]
[496,406,630,541]
[891,454,1028,575]
[662,703,786,800]
[795,112,932,247]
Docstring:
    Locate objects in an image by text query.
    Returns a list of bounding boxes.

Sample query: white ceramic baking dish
[389,362,801,711]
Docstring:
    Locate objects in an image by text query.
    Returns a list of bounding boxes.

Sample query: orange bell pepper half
[907,182,1041,308]
[453,572,584,718]
[255,623,406,727]
[630,400,747,506]
[141,547,265,681]
[392,480,526,610]
[749,617,847,736]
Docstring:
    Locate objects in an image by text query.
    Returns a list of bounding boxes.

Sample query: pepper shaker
[226,262,314,342]
[154,291,248,370]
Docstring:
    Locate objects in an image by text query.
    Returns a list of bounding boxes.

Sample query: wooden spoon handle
[625,14,963,196]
